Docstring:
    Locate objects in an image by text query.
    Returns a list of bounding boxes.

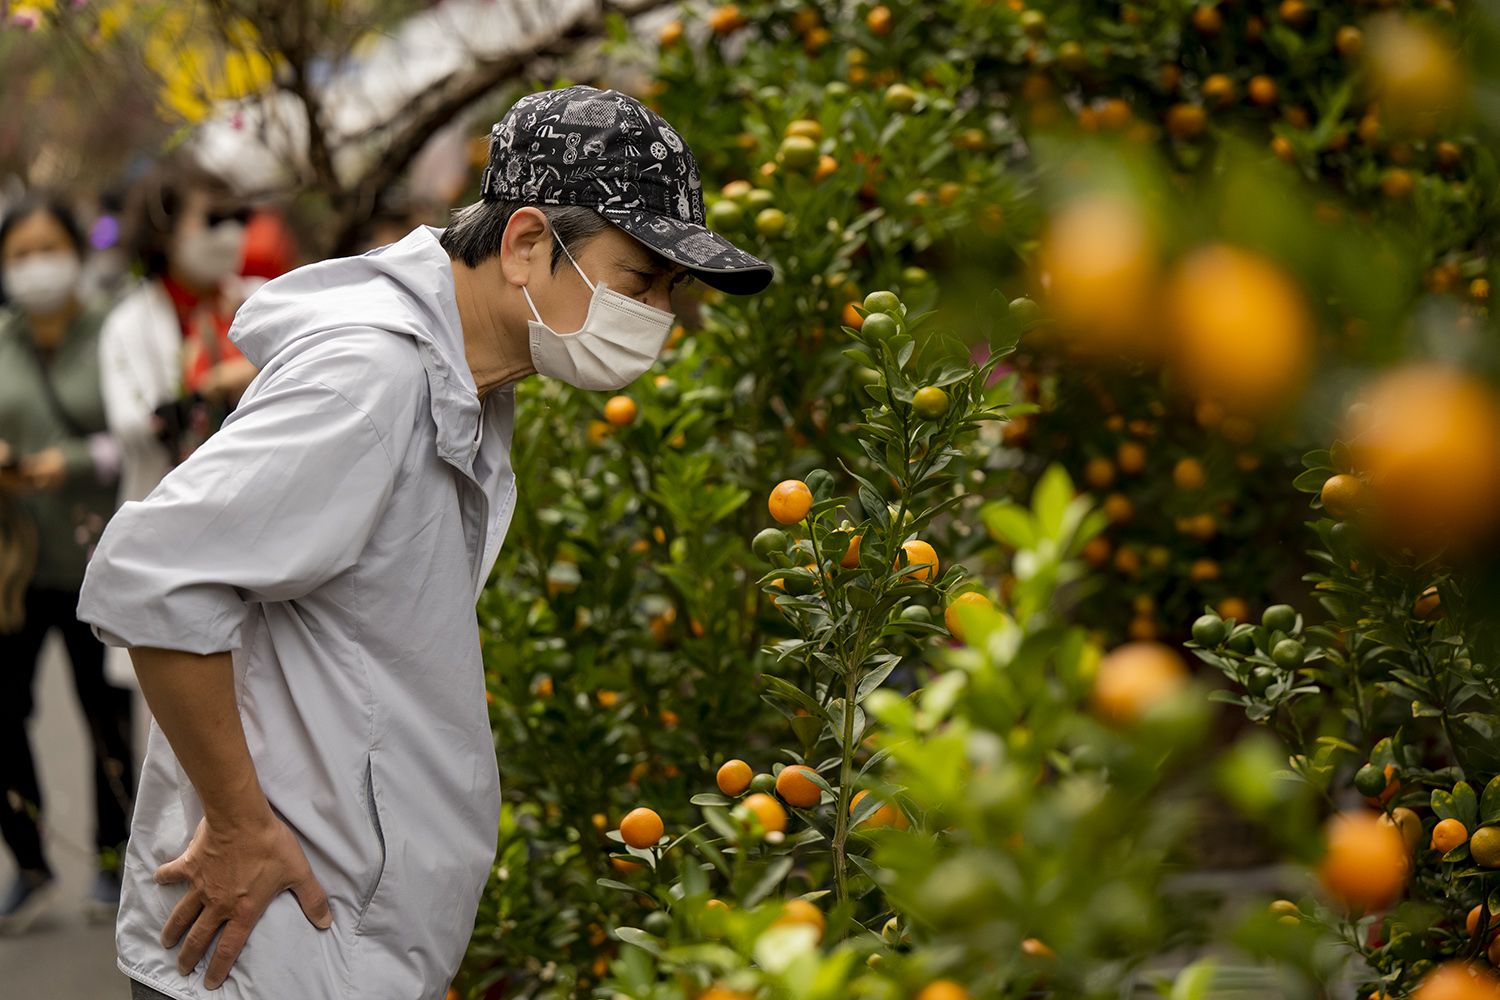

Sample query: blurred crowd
[0,151,428,936]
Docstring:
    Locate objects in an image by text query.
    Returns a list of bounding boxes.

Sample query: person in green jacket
[0,195,134,933]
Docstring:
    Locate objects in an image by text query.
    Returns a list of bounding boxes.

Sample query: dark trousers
[130,980,178,1000]
[0,588,134,873]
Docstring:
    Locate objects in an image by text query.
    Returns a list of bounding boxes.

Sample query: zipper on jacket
[358,756,386,923]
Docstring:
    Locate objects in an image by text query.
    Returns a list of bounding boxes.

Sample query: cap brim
[601,208,774,295]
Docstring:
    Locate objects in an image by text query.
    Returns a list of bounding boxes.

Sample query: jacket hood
[229,226,493,473]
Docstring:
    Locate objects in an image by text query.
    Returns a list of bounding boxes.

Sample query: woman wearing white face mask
[0,196,134,931]
[98,156,260,505]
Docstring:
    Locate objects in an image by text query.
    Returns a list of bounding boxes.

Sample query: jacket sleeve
[77,371,408,655]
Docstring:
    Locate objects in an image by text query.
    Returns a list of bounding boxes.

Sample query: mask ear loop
[552,232,595,291]
[522,226,597,325]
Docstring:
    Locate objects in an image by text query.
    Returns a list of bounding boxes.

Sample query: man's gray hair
[439,200,611,272]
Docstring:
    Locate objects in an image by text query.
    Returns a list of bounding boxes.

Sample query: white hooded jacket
[77,226,517,1000]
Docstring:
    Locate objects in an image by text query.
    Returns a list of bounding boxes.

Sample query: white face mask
[4,251,81,316]
[174,220,245,288]
[523,236,675,392]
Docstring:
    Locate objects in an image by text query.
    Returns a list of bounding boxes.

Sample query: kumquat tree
[11,0,1500,998]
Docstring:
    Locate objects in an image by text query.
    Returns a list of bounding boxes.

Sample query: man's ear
[499,208,549,288]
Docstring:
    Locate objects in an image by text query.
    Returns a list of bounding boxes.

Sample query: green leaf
[743,856,795,908]
[1171,960,1219,1000]
[1033,465,1073,539]
[980,501,1035,549]
[614,927,661,953]
[597,878,644,893]
[691,793,732,807]
[1301,449,1333,471]
[1433,788,1460,822]
[1293,468,1332,494]
[760,674,833,721]
[806,469,836,503]
[1454,782,1480,828]
[1481,775,1500,824]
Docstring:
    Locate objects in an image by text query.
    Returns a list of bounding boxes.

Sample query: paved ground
[0,633,147,998]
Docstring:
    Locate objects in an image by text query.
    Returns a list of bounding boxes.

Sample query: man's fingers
[159,891,204,949]
[177,907,227,977]
[154,857,188,886]
[291,873,333,930]
[203,916,253,990]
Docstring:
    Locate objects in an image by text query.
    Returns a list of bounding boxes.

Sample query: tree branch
[326,0,680,255]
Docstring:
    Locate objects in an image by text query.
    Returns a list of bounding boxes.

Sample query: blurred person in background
[103,156,259,504]
[0,195,133,932]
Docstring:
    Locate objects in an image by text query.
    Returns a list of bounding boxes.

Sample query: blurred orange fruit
[1091,642,1189,723]
[1037,194,1157,358]
[1085,456,1117,490]
[1022,937,1057,960]
[1321,474,1368,518]
[1118,441,1147,474]
[866,4,892,34]
[945,591,994,643]
[1248,75,1278,106]
[1279,0,1311,28]
[1365,15,1464,132]
[776,764,823,808]
[851,789,910,830]
[743,792,787,833]
[1203,74,1236,107]
[1382,168,1414,198]
[598,689,620,707]
[1166,244,1312,415]
[659,20,683,46]
[1173,457,1207,491]
[709,4,747,35]
[604,395,637,427]
[813,154,839,184]
[898,539,939,581]
[1082,536,1112,568]
[1191,5,1222,34]
[1336,25,1364,57]
[611,857,643,874]
[842,301,865,329]
[717,759,753,796]
[1104,492,1134,524]
[620,807,664,849]
[699,988,753,1000]
[1166,103,1208,139]
[915,982,971,1000]
[1189,558,1221,581]
[1318,811,1409,910]
[1412,964,1500,1000]
[769,479,813,524]
[773,898,826,940]
[1346,365,1500,551]
[1271,135,1296,163]
[1217,597,1250,621]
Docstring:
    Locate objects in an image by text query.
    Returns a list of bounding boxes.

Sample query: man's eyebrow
[618,244,687,277]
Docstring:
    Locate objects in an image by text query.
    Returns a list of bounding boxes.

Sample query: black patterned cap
[481,85,773,295]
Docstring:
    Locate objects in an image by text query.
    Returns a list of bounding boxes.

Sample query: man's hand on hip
[156,810,331,990]
[128,646,334,991]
